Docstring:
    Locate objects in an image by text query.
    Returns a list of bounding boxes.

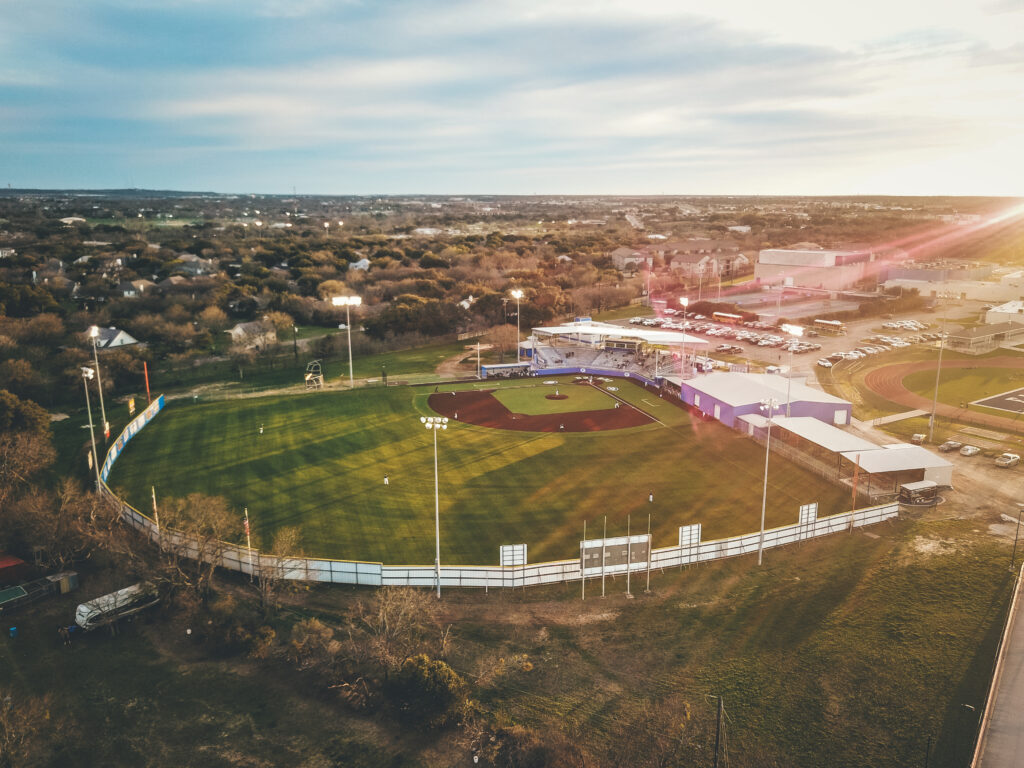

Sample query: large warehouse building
[664,372,853,427]
[754,248,875,291]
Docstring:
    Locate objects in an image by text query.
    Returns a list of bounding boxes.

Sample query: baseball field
[107,376,851,565]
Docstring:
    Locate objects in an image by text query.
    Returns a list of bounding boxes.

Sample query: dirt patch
[427,387,654,433]
[910,535,958,557]
[545,394,569,401]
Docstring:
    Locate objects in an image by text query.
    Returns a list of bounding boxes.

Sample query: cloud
[0,0,1021,194]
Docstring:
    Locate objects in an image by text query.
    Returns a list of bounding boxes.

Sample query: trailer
[0,572,79,616]
[75,582,159,631]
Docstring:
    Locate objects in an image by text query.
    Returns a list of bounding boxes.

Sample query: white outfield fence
[100,393,900,591]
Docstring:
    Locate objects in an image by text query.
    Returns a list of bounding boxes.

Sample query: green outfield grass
[490,380,617,414]
[902,366,1024,416]
[108,380,851,566]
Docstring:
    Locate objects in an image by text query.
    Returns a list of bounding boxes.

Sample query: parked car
[938,440,963,452]
[959,445,981,456]
[995,453,1021,468]
[817,359,833,368]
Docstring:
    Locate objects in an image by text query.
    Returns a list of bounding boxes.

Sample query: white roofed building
[668,371,852,428]
[755,247,874,290]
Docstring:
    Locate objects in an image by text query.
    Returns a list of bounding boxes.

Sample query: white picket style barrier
[100,394,899,590]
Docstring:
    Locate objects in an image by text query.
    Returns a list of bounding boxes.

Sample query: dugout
[481,362,532,379]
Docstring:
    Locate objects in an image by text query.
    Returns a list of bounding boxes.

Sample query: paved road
[975,569,1024,767]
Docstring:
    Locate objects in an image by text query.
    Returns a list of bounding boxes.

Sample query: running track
[863,357,1024,433]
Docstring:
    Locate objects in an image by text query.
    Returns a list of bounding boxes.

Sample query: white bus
[75,582,159,631]
[813,318,847,336]
[712,311,743,325]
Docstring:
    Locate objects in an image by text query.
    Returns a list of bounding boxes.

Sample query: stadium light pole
[757,397,780,566]
[88,326,109,440]
[421,416,448,598]
[780,324,804,418]
[510,289,524,362]
[928,316,947,443]
[331,295,362,389]
[81,367,101,491]
[680,296,690,376]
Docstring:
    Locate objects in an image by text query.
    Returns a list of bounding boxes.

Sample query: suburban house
[118,279,157,297]
[174,253,217,276]
[90,327,139,349]
[226,321,276,350]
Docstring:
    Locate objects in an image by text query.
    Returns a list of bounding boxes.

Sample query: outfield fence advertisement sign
[100,393,900,592]
[580,535,651,577]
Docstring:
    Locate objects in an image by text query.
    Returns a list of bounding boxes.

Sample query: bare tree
[350,586,440,671]
[0,689,51,768]
[0,432,55,510]
[255,525,305,616]
[481,324,520,364]
[158,493,239,601]
[8,479,114,570]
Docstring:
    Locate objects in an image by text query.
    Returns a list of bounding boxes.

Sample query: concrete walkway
[871,409,928,426]
[974,566,1024,767]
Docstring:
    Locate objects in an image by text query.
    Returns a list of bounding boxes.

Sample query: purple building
[667,372,852,427]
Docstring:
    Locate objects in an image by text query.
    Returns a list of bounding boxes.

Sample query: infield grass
[108,379,851,565]
[490,380,617,415]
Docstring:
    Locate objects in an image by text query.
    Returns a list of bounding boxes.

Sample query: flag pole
[143,360,152,404]
[152,486,160,550]
[244,507,254,581]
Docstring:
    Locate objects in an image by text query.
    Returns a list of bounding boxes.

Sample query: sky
[2,0,1023,196]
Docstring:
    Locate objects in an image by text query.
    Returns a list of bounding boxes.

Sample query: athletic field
[108,376,850,565]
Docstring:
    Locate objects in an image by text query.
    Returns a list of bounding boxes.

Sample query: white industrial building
[986,300,1024,324]
[755,248,875,291]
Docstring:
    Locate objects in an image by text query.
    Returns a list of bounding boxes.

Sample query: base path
[863,358,1024,434]
[427,389,654,432]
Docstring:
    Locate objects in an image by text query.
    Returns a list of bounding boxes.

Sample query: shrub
[383,654,469,728]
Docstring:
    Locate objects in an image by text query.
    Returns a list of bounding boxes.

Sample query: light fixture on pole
[510,289,524,361]
[331,295,362,389]
[757,397,780,566]
[780,323,804,418]
[81,367,101,491]
[88,326,109,440]
[420,415,449,598]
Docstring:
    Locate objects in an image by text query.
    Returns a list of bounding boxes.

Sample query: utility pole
[713,695,724,768]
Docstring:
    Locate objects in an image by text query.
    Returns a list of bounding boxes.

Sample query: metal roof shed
[841,444,953,487]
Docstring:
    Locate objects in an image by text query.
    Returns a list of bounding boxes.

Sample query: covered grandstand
[528,320,707,379]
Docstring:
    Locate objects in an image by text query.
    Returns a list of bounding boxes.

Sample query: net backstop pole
[626,515,632,597]
[581,519,586,602]
[601,516,606,598]
[646,513,652,593]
